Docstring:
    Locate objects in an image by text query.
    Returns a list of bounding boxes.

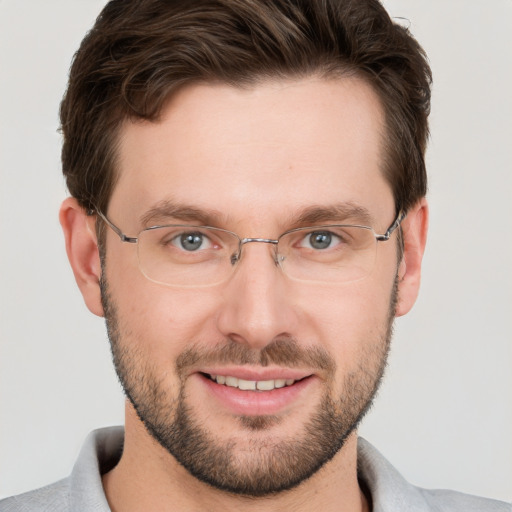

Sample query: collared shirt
[1,427,510,511]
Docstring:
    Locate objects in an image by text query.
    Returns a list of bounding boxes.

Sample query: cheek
[292,277,393,368]
[107,256,221,359]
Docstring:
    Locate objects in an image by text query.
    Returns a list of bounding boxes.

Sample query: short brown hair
[60,0,431,216]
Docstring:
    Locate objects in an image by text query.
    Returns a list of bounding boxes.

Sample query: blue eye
[301,230,341,250]
[173,232,212,251]
[309,232,332,249]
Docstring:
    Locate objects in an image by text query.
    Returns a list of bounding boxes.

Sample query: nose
[216,241,299,350]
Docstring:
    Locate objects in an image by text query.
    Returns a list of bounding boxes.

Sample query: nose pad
[232,238,280,267]
[230,251,240,266]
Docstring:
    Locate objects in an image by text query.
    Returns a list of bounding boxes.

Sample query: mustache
[176,337,336,376]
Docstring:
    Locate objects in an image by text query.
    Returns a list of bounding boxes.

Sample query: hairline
[100,66,392,211]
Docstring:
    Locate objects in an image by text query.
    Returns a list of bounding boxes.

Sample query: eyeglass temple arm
[93,210,138,243]
[375,211,406,241]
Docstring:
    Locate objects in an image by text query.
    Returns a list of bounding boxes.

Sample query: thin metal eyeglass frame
[94,209,406,253]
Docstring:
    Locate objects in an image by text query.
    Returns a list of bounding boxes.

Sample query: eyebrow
[140,200,226,227]
[293,203,374,227]
[139,200,374,229]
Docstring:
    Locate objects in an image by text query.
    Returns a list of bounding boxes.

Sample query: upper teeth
[211,375,296,391]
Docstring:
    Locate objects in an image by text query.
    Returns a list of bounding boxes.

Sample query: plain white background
[0,0,511,502]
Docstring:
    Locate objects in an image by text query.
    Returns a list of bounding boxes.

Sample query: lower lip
[197,373,315,416]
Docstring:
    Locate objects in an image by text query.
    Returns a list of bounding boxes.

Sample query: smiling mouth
[205,373,302,391]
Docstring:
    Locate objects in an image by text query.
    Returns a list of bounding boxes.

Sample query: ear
[59,197,104,317]
[395,198,429,317]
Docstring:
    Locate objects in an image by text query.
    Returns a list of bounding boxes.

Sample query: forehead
[110,77,393,230]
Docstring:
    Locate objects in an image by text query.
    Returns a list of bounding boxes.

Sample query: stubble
[101,276,396,496]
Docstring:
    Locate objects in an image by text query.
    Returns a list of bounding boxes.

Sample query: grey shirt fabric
[1,427,510,511]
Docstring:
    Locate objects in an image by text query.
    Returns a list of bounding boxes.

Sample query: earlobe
[395,198,429,317]
[59,197,104,317]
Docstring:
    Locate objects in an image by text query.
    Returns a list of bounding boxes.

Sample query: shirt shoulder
[0,426,123,512]
[418,488,511,512]
[0,479,70,512]
[357,438,511,512]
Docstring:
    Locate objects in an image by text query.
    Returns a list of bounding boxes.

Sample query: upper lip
[197,366,313,381]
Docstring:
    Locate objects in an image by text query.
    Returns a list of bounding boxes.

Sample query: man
[1,0,510,511]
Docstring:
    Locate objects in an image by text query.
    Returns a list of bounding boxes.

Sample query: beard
[101,276,397,497]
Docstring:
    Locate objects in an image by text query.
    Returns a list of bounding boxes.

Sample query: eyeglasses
[96,210,405,287]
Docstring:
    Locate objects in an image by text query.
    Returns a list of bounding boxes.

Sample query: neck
[102,405,369,512]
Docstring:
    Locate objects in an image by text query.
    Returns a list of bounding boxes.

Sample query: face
[101,77,400,495]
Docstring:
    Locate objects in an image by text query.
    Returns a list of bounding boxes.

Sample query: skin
[60,76,428,512]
